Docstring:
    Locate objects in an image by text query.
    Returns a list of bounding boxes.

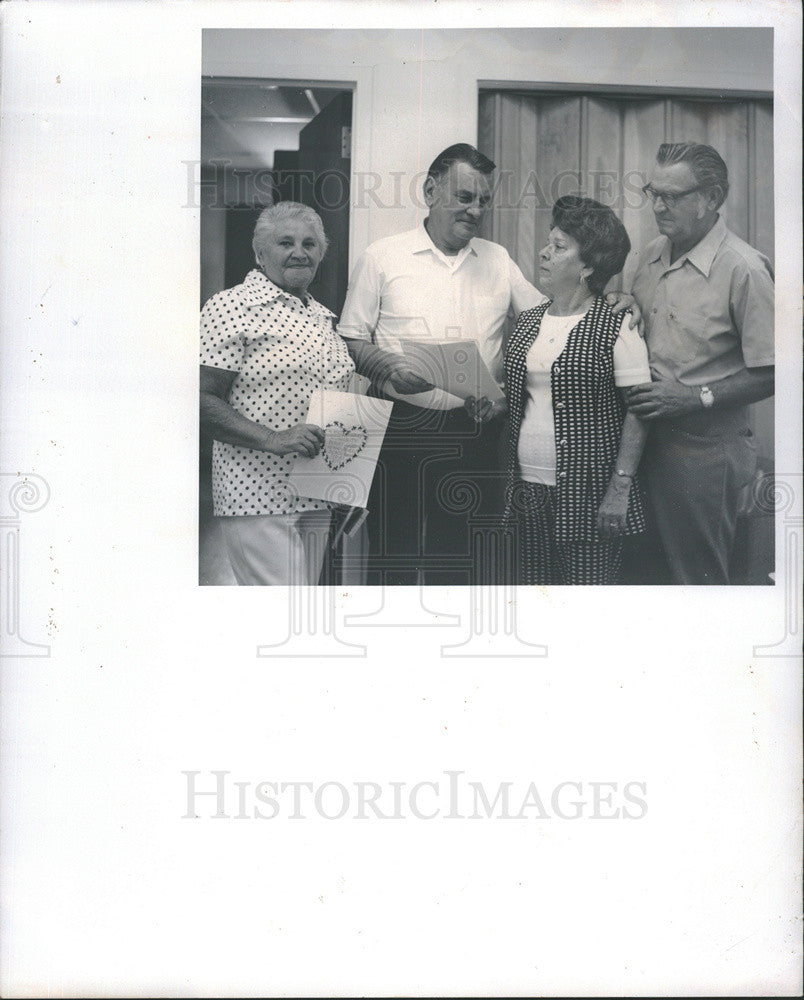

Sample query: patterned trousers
[512,480,623,586]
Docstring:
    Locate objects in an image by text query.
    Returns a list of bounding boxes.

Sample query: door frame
[478,80,773,101]
[202,72,372,276]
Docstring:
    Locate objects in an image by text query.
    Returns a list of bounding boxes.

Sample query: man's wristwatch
[699,385,715,408]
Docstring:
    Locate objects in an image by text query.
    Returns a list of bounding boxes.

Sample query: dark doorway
[201,79,353,312]
[199,79,354,584]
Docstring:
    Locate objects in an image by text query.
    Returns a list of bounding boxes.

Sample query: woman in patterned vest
[503,196,650,585]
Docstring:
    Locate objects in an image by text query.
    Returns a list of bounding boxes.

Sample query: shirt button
[559,438,567,446]
[558,471,567,479]
[652,307,658,314]
[556,401,565,409]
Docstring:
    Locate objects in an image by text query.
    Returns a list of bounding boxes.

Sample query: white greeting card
[288,389,393,508]
[397,336,505,402]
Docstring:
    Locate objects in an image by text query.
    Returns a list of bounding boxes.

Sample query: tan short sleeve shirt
[631,215,774,385]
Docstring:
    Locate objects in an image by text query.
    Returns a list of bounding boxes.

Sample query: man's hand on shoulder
[605,291,644,337]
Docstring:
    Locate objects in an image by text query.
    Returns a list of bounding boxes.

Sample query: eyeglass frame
[641,182,706,208]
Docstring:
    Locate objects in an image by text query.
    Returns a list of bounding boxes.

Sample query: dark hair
[551,195,631,295]
[656,141,729,209]
[426,143,496,182]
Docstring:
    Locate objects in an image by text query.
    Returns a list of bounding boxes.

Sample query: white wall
[203,27,773,259]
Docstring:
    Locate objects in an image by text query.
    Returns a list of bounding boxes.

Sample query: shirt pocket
[666,301,707,363]
[241,324,288,347]
[474,287,511,332]
[241,301,295,343]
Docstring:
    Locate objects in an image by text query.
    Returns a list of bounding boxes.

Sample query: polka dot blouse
[200,269,355,516]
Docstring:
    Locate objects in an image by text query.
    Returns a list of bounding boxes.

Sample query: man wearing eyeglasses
[627,142,775,584]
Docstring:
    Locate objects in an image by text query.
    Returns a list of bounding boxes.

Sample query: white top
[200,269,355,516]
[337,223,546,409]
[517,309,651,486]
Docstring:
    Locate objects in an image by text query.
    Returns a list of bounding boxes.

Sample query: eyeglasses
[642,183,703,208]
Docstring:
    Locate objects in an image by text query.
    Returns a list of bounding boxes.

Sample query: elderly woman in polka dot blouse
[200,202,357,586]
[503,196,651,585]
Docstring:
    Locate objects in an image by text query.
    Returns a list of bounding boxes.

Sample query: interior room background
[199,27,774,585]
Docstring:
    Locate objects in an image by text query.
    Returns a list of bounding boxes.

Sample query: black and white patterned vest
[503,298,646,542]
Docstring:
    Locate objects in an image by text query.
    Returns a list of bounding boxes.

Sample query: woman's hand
[597,477,632,539]
[265,423,325,458]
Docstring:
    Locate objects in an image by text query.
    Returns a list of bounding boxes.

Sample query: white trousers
[217,511,332,586]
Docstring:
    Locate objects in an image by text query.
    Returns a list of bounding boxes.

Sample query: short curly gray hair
[252,202,329,264]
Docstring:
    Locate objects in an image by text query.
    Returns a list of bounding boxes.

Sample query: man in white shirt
[339,144,637,584]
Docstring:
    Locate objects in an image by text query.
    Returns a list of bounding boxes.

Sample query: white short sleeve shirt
[200,269,355,516]
[337,224,546,409]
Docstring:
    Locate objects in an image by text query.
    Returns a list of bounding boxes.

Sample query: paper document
[397,338,505,402]
[288,389,393,509]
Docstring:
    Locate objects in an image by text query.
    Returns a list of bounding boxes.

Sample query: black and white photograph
[1,1,801,997]
[198,26,776,588]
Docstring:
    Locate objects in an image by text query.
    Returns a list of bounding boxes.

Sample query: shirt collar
[238,268,334,318]
[683,215,727,276]
[411,220,477,266]
[654,215,727,276]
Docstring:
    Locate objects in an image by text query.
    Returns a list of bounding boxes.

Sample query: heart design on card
[323,421,368,470]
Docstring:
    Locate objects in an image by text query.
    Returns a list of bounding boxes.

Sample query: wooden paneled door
[478,89,774,462]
